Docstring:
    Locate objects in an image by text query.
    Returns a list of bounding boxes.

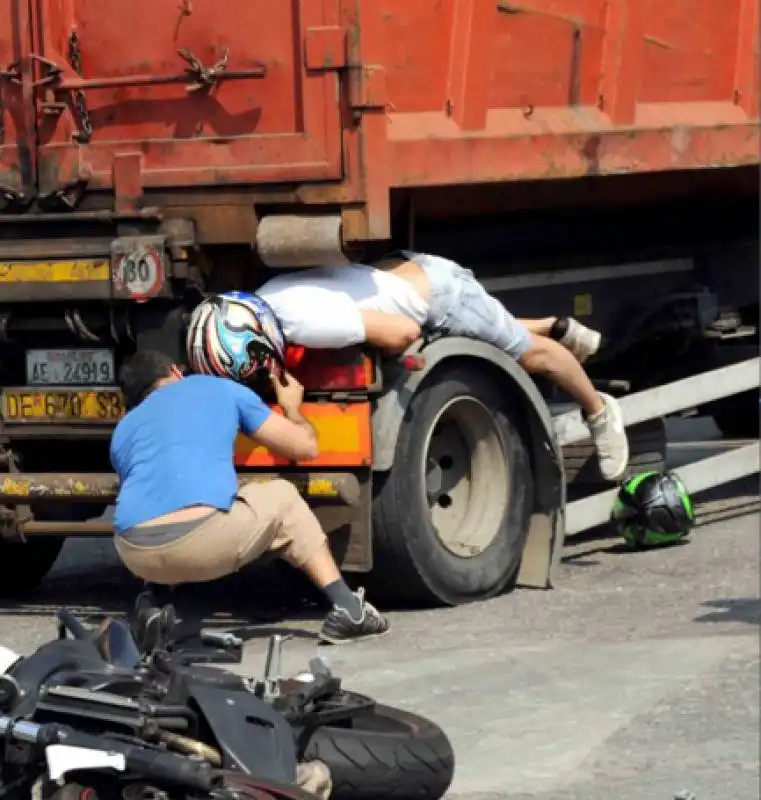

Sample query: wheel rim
[421,396,509,558]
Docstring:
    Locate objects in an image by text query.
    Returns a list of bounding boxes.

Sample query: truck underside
[0,169,757,603]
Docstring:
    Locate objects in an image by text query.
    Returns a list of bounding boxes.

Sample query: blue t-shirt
[110,375,272,534]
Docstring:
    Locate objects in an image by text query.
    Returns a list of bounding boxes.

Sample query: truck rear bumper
[0,471,363,506]
[0,471,373,571]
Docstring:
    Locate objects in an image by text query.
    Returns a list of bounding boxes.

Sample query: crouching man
[110,349,389,645]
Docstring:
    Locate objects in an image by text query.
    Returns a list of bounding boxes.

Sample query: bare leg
[518,334,629,480]
[298,541,343,588]
[519,334,603,415]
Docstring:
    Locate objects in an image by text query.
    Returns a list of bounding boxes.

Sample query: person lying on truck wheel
[244,251,628,482]
[110,347,389,646]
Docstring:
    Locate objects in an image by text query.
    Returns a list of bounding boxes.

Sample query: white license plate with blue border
[26,348,115,386]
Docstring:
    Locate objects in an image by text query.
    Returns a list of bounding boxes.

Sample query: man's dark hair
[118,350,177,411]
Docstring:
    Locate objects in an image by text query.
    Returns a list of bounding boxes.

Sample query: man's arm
[254,407,318,462]
[359,310,422,354]
[245,372,318,462]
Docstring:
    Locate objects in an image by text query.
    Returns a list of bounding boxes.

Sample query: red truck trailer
[0,0,758,603]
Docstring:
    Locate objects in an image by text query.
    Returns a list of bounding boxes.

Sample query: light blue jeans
[402,251,532,359]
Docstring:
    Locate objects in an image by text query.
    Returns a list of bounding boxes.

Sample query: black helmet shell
[614,470,695,548]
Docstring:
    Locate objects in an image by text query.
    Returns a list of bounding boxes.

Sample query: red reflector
[284,345,306,369]
[288,348,373,390]
[400,355,426,372]
[311,364,368,389]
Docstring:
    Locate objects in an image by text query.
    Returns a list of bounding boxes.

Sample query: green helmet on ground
[613,470,695,548]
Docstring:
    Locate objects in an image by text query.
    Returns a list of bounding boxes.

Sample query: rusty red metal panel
[639,0,747,105]
[304,26,348,70]
[385,113,759,187]
[734,0,760,117]
[33,0,344,197]
[344,0,391,242]
[365,0,759,195]
[598,0,645,124]
[2,0,757,231]
[491,1,607,111]
[445,0,494,130]
[0,0,34,205]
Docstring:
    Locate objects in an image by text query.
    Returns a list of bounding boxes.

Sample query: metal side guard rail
[556,358,760,535]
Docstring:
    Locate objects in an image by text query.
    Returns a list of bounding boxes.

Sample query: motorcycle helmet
[613,470,695,548]
[186,291,286,382]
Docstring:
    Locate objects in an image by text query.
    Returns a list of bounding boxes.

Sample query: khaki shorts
[114,479,326,585]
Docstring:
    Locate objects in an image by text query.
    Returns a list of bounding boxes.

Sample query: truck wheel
[702,343,759,439]
[371,364,533,606]
[563,417,667,487]
[710,391,759,439]
[0,538,64,598]
[302,703,455,800]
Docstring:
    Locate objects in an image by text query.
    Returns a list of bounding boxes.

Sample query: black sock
[549,317,570,341]
[323,580,363,621]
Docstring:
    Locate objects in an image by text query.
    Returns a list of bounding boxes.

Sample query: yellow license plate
[1,389,125,424]
[0,260,109,283]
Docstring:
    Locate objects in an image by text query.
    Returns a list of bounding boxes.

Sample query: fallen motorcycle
[0,608,454,800]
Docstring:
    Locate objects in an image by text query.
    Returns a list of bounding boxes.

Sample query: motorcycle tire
[301,703,455,800]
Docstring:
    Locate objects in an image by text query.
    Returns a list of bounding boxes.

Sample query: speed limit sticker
[113,247,165,302]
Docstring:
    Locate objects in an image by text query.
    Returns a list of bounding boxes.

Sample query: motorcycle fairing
[188,683,297,784]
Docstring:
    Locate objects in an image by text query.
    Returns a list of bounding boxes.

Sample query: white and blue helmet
[186,291,286,382]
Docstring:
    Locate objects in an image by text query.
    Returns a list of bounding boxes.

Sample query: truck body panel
[1,0,758,227]
[1,0,344,202]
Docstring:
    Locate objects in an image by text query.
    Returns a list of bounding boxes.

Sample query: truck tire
[302,704,455,800]
[0,538,64,598]
[563,417,667,486]
[710,391,759,439]
[371,364,533,606]
[702,343,759,438]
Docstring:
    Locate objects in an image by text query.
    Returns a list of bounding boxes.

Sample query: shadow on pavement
[0,559,329,642]
[694,598,761,626]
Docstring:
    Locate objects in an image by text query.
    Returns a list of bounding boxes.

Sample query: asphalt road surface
[1,418,758,800]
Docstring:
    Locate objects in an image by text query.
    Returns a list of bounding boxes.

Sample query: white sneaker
[586,393,629,481]
[561,318,602,363]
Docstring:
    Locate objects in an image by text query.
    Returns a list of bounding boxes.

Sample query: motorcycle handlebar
[0,715,219,793]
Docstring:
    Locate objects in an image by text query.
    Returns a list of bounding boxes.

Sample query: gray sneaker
[318,588,390,645]
[586,393,629,481]
[561,318,602,363]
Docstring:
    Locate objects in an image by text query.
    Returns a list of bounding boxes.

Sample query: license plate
[0,260,109,282]
[26,349,115,386]
[1,388,125,424]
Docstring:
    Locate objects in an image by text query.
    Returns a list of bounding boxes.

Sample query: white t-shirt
[257,265,430,349]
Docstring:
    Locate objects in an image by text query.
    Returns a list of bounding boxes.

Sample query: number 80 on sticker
[112,247,166,302]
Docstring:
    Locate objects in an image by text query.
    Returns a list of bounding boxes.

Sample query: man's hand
[270,369,305,414]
